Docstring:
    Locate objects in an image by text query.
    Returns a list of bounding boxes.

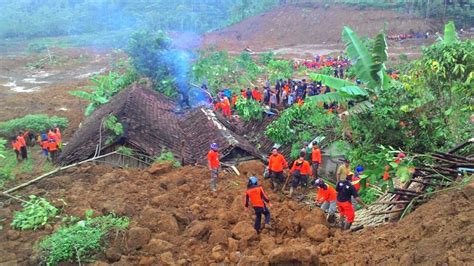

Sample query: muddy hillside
[0,160,472,265]
[203,4,440,53]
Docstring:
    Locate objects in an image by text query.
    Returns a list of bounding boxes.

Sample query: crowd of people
[208,140,372,233]
[10,125,62,163]
[214,77,343,119]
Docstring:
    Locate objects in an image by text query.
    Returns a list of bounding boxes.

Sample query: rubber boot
[327,213,336,224]
[272,182,278,192]
[289,187,294,197]
[343,222,352,230]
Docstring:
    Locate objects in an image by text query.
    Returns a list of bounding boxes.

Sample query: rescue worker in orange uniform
[222,97,231,118]
[336,173,367,230]
[267,147,288,191]
[17,131,28,160]
[208,143,220,192]
[314,178,337,222]
[11,136,22,161]
[311,142,322,179]
[48,138,58,162]
[244,176,271,234]
[289,152,312,197]
[53,124,62,150]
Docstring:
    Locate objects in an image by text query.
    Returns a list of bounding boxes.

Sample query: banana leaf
[338,86,369,97]
[443,21,457,44]
[69,90,108,104]
[370,33,388,84]
[342,26,376,88]
[308,73,353,89]
[84,103,97,116]
[347,100,374,115]
[307,92,356,105]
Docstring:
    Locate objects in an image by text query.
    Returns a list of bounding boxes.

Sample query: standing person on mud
[336,173,367,230]
[267,147,288,191]
[17,131,28,160]
[289,152,312,197]
[11,136,21,161]
[48,138,59,162]
[336,159,351,182]
[245,176,272,234]
[208,143,220,192]
[311,142,322,180]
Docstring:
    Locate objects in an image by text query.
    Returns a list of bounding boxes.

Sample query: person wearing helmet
[314,178,337,222]
[208,143,220,192]
[289,152,312,197]
[336,173,367,230]
[267,147,288,191]
[352,166,364,192]
[245,176,272,234]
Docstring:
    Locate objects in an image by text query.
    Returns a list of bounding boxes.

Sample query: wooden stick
[2,151,119,195]
[447,139,473,154]
[371,209,403,215]
[371,201,411,205]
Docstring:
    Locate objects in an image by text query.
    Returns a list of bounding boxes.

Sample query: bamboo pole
[2,151,119,195]
[371,209,403,215]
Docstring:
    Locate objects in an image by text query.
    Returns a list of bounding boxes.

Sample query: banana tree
[308,26,393,114]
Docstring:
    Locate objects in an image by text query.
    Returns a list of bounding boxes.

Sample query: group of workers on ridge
[10,126,62,162]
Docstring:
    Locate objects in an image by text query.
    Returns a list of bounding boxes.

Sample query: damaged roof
[59,84,263,166]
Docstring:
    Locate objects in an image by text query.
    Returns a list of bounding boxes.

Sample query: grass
[0,150,18,188]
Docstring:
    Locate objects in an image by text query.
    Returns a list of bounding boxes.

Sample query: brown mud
[0,160,472,265]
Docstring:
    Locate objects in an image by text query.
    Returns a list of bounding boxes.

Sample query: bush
[235,97,264,122]
[0,114,68,137]
[39,211,129,266]
[11,195,58,230]
[70,69,138,116]
[154,149,181,168]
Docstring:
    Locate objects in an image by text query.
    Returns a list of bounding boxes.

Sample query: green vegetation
[262,22,472,203]
[103,115,124,145]
[126,31,178,97]
[70,69,138,116]
[0,138,6,159]
[11,195,58,230]
[0,1,280,41]
[193,49,266,95]
[0,114,68,137]
[39,211,129,266]
[154,149,181,168]
[265,104,342,159]
[235,97,265,122]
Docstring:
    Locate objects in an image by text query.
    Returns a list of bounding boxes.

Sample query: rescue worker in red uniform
[244,176,271,234]
[336,173,367,230]
[289,152,312,197]
[208,143,220,192]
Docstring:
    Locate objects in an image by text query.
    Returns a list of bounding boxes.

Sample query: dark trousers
[254,206,270,233]
[20,146,28,159]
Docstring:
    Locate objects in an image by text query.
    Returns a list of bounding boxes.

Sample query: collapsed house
[58,84,263,167]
